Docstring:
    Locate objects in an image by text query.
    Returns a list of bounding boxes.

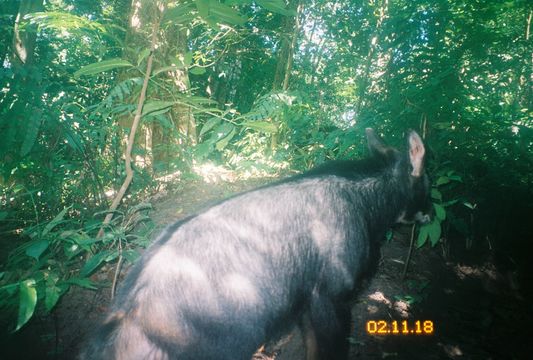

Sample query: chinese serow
[80,129,431,360]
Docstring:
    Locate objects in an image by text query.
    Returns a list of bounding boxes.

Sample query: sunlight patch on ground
[193,162,236,183]
[368,291,391,305]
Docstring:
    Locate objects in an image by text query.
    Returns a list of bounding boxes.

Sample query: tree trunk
[355,0,389,114]
[12,0,43,67]
[273,0,301,91]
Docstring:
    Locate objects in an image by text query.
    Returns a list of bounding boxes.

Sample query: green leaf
[416,225,429,248]
[242,121,278,133]
[442,199,459,207]
[80,250,113,277]
[28,11,106,32]
[448,175,463,182]
[0,211,8,220]
[190,66,206,75]
[163,2,195,24]
[74,59,133,78]
[463,202,476,210]
[142,101,174,116]
[431,188,442,201]
[209,1,247,25]
[16,279,37,331]
[0,282,19,294]
[434,203,446,221]
[427,220,442,246]
[195,0,209,18]
[182,95,217,105]
[184,51,194,67]
[20,111,42,156]
[137,49,150,66]
[216,127,236,151]
[435,176,450,186]
[194,142,214,159]
[43,206,72,236]
[45,286,62,313]
[213,123,234,139]
[122,249,141,263]
[25,239,50,260]
[256,0,296,16]
[66,277,97,290]
[200,118,221,137]
[45,273,63,313]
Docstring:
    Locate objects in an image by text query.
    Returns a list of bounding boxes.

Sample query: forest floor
[4,175,532,359]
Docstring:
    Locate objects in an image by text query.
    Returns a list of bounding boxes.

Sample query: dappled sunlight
[367,291,392,306]
[154,169,182,183]
[366,291,411,318]
[192,159,286,184]
[193,162,236,183]
[439,343,464,357]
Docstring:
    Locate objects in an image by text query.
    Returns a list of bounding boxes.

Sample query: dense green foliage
[0,0,531,337]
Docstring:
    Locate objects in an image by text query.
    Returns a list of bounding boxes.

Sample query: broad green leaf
[431,188,442,200]
[0,211,8,220]
[448,174,463,182]
[66,277,97,290]
[225,0,253,5]
[434,203,446,221]
[137,49,151,66]
[64,127,84,153]
[213,123,234,139]
[163,2,195,24]
[216,127,236,151]
[16,279,37,331]
[200,118,221,137]
[435,176,450,186]
[0,282,19,294]
[45,286,62,313]
[242,121,278,133]
[74,59,133,78]
[195,0,209,18]
[190,66,206,75]
[256,0,296,16]
[427,220,442,246]
[64,242,83,259]
[416,225,429,248]
[184,52,194,67]
[43,205,72,236]
[80,250,113,277]
[20,112,41,156]
[142,101,174,116]
[45,273,62,312]
[28,11,105,32]
[194,142,214,159]
[209,1,247,25]
[181,95,217,105]
[25,239,50,260]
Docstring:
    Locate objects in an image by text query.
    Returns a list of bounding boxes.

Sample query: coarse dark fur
[80,129,431,360]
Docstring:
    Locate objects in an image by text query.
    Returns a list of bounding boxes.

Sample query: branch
[97,16,160,239]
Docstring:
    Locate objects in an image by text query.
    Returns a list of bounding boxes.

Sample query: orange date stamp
[366,320,434,335]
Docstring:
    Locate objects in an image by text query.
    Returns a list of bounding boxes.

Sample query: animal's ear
[407,131,425,177]
[366,128,395,158]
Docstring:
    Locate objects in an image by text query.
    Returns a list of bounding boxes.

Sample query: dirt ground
[4,177,532,359]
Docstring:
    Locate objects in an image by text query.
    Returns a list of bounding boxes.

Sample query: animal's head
[366,128,432,225]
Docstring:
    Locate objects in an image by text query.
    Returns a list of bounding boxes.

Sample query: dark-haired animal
[80,129,431,360]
